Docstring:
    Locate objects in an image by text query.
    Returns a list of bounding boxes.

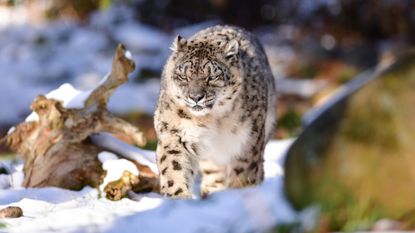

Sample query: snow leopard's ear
[224,39,239,59]
[170,35,187,52]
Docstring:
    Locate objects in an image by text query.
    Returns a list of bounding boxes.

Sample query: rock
[0,206,23,218]
[284,52,415,231]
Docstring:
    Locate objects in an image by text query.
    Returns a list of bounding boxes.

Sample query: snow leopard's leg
[227,127,266,188]
[156,136,196,198]
[199,159,227,196]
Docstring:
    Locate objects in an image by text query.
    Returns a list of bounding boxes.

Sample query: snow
[23,69,159,125]
[7,126,15,135]
[107,178,295,233]
[0,139,297,233]
[91,133,158,174]
[124,50,132,60]
[0,6,28,27]
[25,83,92,122]
[263,138,295,177]
[99,151,139,190]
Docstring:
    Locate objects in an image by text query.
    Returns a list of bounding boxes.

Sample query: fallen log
[3,44,158,198]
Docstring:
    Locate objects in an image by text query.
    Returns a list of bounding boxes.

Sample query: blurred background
[0,0,414,152]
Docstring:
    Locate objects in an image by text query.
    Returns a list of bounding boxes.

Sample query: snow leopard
[154,25,276,198]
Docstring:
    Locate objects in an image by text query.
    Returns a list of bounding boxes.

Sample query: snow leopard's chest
[194,115,252,165]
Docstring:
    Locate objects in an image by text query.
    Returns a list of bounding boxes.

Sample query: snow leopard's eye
[174,74,187,82]
[207,75,221,82]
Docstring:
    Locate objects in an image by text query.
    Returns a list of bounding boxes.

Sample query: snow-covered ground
[0,139,296,233]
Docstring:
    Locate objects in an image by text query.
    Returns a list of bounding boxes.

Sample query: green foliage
[278,109,302,131]
[143,139,157,151]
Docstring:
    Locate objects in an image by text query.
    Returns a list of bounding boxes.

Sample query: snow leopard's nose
[189,93,205,103]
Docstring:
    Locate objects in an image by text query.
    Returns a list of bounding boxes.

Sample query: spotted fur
[154,25,276,198]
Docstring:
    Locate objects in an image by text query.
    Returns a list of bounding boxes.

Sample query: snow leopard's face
[167,37,241,116]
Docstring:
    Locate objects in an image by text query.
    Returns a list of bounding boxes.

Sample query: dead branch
[3,44,155,193]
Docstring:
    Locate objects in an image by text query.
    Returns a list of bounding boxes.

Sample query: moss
[277,109,302,131]
[142,139,157,151]
[341,79,400,149]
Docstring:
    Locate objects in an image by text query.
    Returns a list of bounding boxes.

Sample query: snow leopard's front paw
[160,184,192,199]
[157,143,195,199]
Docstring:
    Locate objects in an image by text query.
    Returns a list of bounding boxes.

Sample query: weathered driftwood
[4,44,158,197]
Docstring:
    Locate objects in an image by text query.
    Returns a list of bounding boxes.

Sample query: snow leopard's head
[164,35,242,116]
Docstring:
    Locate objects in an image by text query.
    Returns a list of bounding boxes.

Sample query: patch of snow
[124,50,132,60]
[25,83,91,122]
[264,138,295,177]
[98,151,119,162]
[7,126,15,135]
[0,139,298,233]
[0,161,24,189]
[105,178,296,233]
[22,70,159,124]
[97,73,110,86]
[10,171,24,189]
[0,186,97,205]
[1,194,163,233]
[91,133,158,174]
[25,74,158,123]
[46,83,88,109]
[0,5,29,27]
[99,151,140,190]
[24,112,39,123]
